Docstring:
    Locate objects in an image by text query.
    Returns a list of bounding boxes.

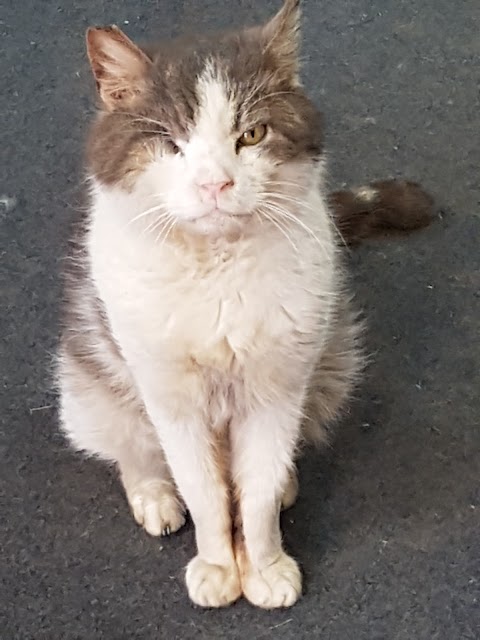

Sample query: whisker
[242,73,275,110]
[155,215,176,246]
[261,202,332,261]
[264,178,307,190]
[128,204,169,225]
[257,208,299,253]
[129,116,170,131]
[245,90,298,112]
[324,215,349,250]
[151,215,172,243]
[143,212,172,236]
[160,218,177,246]
[111,111,170,131]
[267,190,349,250]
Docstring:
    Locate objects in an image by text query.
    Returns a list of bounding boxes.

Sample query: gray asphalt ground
[2,1,479,638]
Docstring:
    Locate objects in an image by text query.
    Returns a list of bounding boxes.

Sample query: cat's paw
[186,556,242,607]
[128,480,186,537]
[241,552,302,609]
[281,471,299,511]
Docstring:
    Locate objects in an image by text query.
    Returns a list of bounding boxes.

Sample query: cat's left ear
[262,0,302,84]
[86,26,152,111]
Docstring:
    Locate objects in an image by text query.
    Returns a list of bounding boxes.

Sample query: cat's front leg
[140,387,241,607]
[231,399,303,609]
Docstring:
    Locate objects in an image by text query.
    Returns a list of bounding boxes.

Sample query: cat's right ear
[86,26,152,111]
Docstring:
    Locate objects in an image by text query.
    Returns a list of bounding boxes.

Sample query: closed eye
[128,117,179,153]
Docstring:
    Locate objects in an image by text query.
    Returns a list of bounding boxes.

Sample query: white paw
[128,480,186,537]
[281,471,299,511]
[186,556,242,607]
[242,552,302,609]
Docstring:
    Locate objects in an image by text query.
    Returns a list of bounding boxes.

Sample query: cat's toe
[128,480,186,537]
[186,556,242,607]
[241,552,302,609]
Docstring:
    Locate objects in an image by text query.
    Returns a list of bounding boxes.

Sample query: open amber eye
[238,124,267,148]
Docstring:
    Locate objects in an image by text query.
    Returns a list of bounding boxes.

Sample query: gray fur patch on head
[85,2,323,187]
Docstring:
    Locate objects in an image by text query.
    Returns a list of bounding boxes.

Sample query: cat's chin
[185,209,253,236]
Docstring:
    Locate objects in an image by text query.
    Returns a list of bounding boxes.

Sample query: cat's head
[86,0,323,235]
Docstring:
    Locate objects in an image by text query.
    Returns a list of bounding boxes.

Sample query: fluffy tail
[328,179,435,246]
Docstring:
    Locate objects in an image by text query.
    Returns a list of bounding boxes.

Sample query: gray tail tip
[329,179,435,246]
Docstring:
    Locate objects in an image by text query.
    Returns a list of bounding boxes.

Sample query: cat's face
[86,1,322,235]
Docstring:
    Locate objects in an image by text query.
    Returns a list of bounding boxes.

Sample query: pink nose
[198,179,234,201]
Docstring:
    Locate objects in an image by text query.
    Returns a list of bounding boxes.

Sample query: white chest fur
[87,184,337,384]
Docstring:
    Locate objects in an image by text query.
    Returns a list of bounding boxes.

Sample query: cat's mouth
[187,206,253,234]
[193,207,252,223]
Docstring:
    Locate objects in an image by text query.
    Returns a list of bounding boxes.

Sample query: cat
[56,0,433,609]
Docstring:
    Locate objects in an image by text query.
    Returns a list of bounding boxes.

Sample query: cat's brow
[236,89,298,129]
[245,90,298,112]
[113,111,171,132]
